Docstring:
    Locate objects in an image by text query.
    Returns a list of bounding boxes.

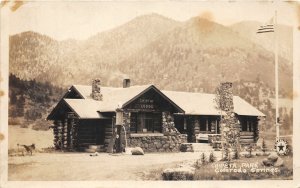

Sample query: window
[199,117,212,132]
[242,120,253,132]
[130,112,162,133]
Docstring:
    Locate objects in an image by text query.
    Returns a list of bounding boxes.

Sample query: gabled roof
[63,99,110,119]
[162,90,265,116]
[48,84,265,120]
[72,84,183,112]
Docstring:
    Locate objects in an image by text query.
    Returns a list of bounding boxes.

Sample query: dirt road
[9,151,221,181]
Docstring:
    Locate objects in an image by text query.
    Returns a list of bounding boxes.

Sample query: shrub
[20,122,30,128]
[162,168,194,180]
[8,118,21,125]
[179,144,188,152]
[209,152,216,163]
[200,153,207,164]
[247,144,253,157]
[261,138,267,154]
[233,149,239,159]
[194,159,201,169]
[32,119,51,131]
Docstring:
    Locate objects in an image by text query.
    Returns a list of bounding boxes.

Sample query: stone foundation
[124,111,184,152]
[128,135,182,152]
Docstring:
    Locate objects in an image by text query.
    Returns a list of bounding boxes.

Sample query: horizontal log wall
[104,122,114,152]
[77,124,97,146]
[240,131,254,144]
[52,112,78,151]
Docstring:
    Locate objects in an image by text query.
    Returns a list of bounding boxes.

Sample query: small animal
[17,143,35,155]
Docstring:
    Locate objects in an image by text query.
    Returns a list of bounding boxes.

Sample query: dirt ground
[8,125,223,180]
[8,151,222,181]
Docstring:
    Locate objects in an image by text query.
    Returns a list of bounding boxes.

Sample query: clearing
[8,151,221,181]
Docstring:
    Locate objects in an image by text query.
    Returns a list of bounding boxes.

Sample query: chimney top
[91,78,103,101]
[123,79,131,88]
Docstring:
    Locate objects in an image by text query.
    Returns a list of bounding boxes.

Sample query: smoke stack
[91,79,103,101]
[123,79,131,88]
[219,82,233,111]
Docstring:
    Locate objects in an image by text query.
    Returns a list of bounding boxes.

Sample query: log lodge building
[47,79,265,153]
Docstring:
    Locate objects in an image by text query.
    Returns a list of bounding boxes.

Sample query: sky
[5,1,298,41]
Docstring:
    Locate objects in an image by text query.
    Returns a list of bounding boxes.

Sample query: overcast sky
[6,1,297,41]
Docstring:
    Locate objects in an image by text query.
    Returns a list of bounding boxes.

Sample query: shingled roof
[48,84,265,119]
[162,90,265,116]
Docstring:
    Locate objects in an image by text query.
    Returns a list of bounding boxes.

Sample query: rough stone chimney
[219,82,233,111]
[91,79,103,101]
[123,79,131,88]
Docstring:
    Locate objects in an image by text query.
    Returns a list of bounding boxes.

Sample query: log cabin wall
[52,112,79,151]
[238,116,259,145]
[76,119,109,150]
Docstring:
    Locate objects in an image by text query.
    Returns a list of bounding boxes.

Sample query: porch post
[184,117,187,131]
[215,120,218,134]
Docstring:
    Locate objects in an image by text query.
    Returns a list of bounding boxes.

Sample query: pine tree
[16,94,25,117]
[200,153,207,164]
[209,152,216,163]
[261,137,267,154]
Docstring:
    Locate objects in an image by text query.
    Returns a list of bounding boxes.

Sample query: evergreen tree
[261,137,267,154]
[209,152,216,163]
[16,94,25,116]
[200,152,207,164]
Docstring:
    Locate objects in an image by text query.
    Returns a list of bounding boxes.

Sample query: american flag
[257,17,275,34]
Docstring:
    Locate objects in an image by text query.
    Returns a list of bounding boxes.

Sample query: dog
[17,143,35,156]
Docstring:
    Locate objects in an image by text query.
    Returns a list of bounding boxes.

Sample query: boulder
[274,156,284,167]
[162,166,195,180]
[131,147,144,155]
[268,153,279,162]
[262,158,273,166]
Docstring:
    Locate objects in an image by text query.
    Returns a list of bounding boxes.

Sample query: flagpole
[274,10,279,141]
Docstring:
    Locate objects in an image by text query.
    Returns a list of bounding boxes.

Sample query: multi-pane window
[242,120,253,131]
[130,112,162,133]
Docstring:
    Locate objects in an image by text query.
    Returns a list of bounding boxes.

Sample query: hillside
[120,17,292,94]
[9,74,65,130]
[9,14,181,87]
[230,21,293,62]
[9,14,293,94]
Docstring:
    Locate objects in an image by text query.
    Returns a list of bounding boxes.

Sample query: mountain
[230,21,293,62]
[9,31,59,80]
[9,14,292,95]
[9,14,181,86]
[119,17,292,94]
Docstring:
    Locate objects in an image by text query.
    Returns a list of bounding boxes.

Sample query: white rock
[131,147,144,155]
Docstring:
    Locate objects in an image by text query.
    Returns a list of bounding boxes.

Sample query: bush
[261,138,267,153]
[32,119,51,131]
[162,167,194,180]
[233,149,239,159]
[8,118,21,125]
[20,122,30,128]
[200,153,207,164]
[179,144,188,152]
[209,152,216,162]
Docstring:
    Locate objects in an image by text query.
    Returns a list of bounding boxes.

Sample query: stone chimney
[123,79,131,88]
[91,79,103,101]
[218,82,233,112]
